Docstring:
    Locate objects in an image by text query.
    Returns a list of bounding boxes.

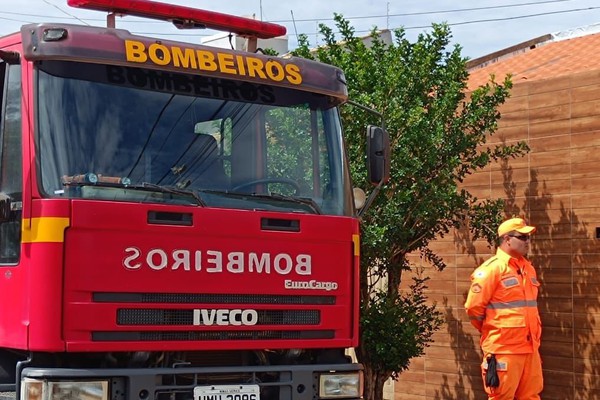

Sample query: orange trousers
[481,351,543,399]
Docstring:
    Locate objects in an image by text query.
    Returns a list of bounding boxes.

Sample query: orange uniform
[465,248,543,399]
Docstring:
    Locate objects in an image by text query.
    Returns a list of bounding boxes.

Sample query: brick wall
[393,70,600,399]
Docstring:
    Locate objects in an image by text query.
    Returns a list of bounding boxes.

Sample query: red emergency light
[67,0,287,39]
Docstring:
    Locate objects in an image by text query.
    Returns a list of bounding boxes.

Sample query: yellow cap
[497,217,536,237]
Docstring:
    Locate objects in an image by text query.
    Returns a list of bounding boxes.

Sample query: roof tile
[468,32,600,90]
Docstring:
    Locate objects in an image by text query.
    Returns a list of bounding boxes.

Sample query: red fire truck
[0,1,389,400]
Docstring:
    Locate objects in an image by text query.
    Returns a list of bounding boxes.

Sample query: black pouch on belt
[485,354,500,388]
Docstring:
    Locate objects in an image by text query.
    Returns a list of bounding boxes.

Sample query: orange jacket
[464,248,541,354]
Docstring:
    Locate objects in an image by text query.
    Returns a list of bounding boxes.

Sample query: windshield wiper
[262,193,322,214]
[63,181,206,206]
[138,183,206,206]
[200,189,321,214]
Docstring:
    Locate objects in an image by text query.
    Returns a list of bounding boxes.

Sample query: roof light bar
[67,0,287,39]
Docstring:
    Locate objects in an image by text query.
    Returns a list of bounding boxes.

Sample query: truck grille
[91,292,336,343]
[118,309,320,325]
[94,292,336,305]
[93,330,334,341]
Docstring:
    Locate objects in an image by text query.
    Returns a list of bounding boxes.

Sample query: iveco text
[193,309,259,326]
[123,247,312,275]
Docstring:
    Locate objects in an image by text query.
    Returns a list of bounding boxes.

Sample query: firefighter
[465,217,543,399]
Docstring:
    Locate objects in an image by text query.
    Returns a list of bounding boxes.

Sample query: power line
[41,0,89,26]
[127,6,600,38]
[1,1,599,39]
[0,9,161,23]
[0,0,583,25]
[270,0,578,23]
[0,16,32,23]
[404,5,600,30]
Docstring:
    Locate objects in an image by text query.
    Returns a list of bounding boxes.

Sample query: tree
[292,16,528,400]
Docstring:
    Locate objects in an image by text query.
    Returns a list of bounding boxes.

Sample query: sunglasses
[509,234,530,242]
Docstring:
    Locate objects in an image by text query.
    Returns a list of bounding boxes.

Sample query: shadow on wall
[432,162,599,398]
[524,170,599,399]
[431,299,485,400]
[431,159,520,400]
[572,221,600,398]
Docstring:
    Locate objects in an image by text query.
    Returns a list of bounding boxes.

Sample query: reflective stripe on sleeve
[469,315,485,321]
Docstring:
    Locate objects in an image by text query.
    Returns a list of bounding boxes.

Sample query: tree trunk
[362,361,390,400]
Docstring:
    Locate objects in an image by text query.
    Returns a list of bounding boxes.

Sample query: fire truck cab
[0,1,389,400]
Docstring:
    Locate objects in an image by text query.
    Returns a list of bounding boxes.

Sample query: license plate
[194,385,260,400]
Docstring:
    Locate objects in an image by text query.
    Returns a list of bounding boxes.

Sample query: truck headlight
[318,372,363,399]
[21,379,109,400]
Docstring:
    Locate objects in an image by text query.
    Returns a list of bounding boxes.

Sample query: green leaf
[293,16,527,400]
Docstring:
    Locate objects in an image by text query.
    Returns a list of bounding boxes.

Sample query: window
[36,61,352,215]
[0,62,22,264]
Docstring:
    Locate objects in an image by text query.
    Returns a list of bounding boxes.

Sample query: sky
[2,0,600,60]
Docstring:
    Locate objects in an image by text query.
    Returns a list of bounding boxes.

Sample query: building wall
[393,70,600,399]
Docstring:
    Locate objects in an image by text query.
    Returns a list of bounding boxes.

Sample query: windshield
[35,61,353,216]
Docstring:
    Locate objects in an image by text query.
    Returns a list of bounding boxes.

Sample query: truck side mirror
[366,125,390,185]
[0,193,12,223]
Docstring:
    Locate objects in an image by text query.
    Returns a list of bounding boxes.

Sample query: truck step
[0,392,15,400]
